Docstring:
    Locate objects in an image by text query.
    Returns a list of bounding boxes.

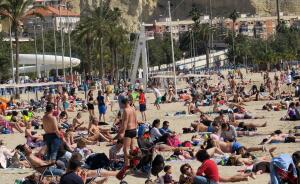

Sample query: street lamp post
[9,18,15,83]
[53,15,58,78]
[59,4,66,80]
[67,3,73,82]
[33,19,39,78]
[41,22,46,77]
[168,1,177,97]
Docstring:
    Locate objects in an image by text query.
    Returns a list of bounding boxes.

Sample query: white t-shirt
[150,127,162,140]
[287,75,292,84]
[153,88,161,98]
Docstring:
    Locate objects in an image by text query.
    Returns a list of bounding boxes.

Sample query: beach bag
[181,141,192,148]
[85,153,110,170]
[166,135,181,147]
[151,154,165,176]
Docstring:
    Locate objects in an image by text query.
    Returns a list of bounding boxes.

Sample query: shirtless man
[42,104,61,161]
[16,144,64,176]
[116,98,138,180]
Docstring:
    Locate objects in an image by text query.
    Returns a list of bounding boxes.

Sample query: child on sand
[163,165,175,184]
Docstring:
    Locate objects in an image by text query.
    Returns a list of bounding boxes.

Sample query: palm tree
[107,25,127,83]
[229,10,239,66]
[190,7,212,68]
[0,0,42,97]
[73,1,122,78]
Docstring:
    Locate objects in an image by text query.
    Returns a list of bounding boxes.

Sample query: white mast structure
[130,24,154,88]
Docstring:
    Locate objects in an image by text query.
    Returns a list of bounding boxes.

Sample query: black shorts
[87,103,94,110]
[285,137,296,143]
[140,104,146,112]
[124,129,137,138]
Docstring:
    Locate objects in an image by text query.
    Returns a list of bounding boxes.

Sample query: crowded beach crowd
[0,68,300,184]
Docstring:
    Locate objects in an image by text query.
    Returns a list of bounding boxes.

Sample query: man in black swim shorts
[116,98,138,180]
[124,129,137,138]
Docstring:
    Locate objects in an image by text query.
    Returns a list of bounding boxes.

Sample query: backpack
[151,154,165,176]
[85,153,110,170]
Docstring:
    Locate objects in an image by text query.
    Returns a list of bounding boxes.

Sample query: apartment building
[145,14,300,40]
[23,0,80,36]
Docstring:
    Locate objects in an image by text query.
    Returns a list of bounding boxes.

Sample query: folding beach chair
[17,151,58,184]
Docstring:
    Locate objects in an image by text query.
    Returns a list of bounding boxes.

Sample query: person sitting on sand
[86,117,113,143]
[188,99,203,114]
[281,102,298,121]
[183,150,256,183]
[72,112,87,131]
[25,121,44,148]
[6,111,24,133]
[16,144,64,176]
[58,111,70,129]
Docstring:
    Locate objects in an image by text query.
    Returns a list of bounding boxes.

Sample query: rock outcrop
[72,0,300,31]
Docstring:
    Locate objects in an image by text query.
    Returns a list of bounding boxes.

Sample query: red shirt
[196,159,219,182]
[139,93,146,104]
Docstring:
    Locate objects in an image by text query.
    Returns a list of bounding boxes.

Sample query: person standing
[116,98,138,180]
[42,104,61,161]
[287,72,292,93]
[97,90,106,122]
[87,90,95,120]
[83,81,88,101]
[139,89,147,122]
[152,86,162,110]
[62,87,69,112]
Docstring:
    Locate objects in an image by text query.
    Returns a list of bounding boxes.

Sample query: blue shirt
[97,95,105,106]
[159,127,172,135]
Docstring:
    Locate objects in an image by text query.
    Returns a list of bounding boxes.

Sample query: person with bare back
[116,98,138,180]
[42,104,61,162]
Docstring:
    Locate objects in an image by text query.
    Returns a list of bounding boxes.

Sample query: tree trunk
[14,26,20,99]
[86,35,92,75]
[110,46,115,84]
[114,48,119,84]
[100,37,104,79]
[205,45,210,68]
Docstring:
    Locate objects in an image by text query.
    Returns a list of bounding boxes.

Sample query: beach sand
[0,71,299,184]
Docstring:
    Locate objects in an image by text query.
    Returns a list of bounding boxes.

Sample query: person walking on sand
[152,86,162,110]
[116,98,138,180]
[42,104,61,161]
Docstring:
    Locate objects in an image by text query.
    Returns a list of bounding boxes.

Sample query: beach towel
[166,135,181,147]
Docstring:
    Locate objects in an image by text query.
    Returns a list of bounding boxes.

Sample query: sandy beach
[0,71,299,184]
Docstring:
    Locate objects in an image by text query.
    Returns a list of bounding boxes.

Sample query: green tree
[229,9,239,65]
[0,0,42,97]
[189,7,212,68]
[73,1,122,78]
[0,33,10,80]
